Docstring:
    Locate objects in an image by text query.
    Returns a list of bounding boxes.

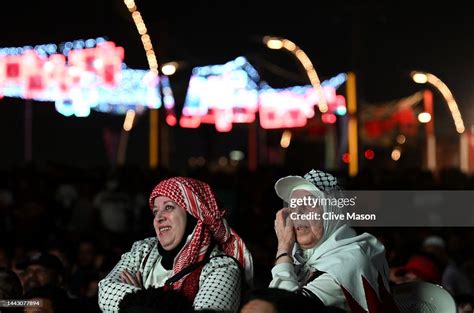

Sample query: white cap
[274,175,316,203]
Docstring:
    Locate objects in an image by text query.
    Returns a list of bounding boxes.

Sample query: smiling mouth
[159,226,172,234]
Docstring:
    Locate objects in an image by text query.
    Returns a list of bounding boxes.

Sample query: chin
[297,238,318,249]
[160,242,175,250]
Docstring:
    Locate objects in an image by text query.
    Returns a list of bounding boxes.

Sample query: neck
[158,214,197,270]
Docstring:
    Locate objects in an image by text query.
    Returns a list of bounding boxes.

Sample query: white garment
[143,255,173,288]
[272,173,391,311]
[270,225,390,311]
[144,233,192,288]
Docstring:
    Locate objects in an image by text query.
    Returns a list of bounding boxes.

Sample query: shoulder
[131,237,157,248]
[198,249,242,293]
[127,237,158,256]
[344,233,386,261]
[202,247,242,275]
[311,232,387,274]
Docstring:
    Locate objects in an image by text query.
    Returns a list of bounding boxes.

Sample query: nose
[156,213,166,223]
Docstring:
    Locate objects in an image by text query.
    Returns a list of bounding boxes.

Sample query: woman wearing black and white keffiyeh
[271,169,399,313]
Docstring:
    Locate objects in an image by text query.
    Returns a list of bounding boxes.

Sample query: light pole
[346,72,358,177]
[116,109,136,166]
[263,36,337,169]
[411,71,467,172]
[263,36,328,112]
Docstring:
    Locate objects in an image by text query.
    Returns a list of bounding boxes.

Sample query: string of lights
[0,37,107,57]
[122,0,159,75]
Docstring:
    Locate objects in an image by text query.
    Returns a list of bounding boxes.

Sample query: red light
[321,113,337,124]
[364,149,375,160]
[342,153,350,164]
[215,109,233,132]
[179,115,201,128]
[166,114,177,126]
[259,106,307,129]
[6,63,20,78]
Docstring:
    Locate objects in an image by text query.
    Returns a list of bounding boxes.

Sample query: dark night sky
[0,0,473,169]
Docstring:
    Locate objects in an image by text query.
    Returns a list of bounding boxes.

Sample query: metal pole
[248,120,257,171]
[347,72,358,177]
[117,129,129,166]
[460,131,469,174]
[24,100,32,163]
[423,90,436,171]
[149,109,159,169]
[325,124,336,170]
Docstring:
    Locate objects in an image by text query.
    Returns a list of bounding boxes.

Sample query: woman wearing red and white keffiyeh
[98,177,253,312]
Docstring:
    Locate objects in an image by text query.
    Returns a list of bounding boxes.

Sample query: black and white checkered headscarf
[303,169,341,192]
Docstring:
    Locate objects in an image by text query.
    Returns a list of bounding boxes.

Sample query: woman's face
[290,189,324,250]
[153,196,188,251]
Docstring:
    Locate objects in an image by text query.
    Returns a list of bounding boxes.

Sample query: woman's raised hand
[274,208,295,255]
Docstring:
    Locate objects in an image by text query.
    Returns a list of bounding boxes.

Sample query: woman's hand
[119,269,143,288]
[274,208,295,255]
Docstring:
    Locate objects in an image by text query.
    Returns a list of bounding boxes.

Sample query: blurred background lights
[195,157,205,167]
[342,153,350,164]
[161,62,177,76]
[391,148,401,161]
[229,150,245,161]
[123,109,136,131]
[321,113,337,124]
[165,114,177,126]
[218,156,228,167]
[418,112,432,123]
[396,134,406,145]
[0,41,164,117]
[280,130,292,148]
[411,71,464,133]
[264,37,284,50]
[411,72,428,84]
[364,149,375,160]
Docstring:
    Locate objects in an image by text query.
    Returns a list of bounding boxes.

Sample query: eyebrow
[153,201,175,212]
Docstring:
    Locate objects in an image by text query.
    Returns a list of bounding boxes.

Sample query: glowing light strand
[263,36,328,113]
[123,0,159,75]
[411,71,465,133]
[426,73,465,133]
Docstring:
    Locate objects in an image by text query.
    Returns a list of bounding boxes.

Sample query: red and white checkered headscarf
[149,177,253,289]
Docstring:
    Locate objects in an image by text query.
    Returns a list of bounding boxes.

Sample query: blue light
[0,37,105,57]
[321,73,347,89]
[73,40,85,50]
[55,99,75,117]
[47,44,57,54]
[235,56,246,67]
[335,105,347,116]
[85,39,95,48]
